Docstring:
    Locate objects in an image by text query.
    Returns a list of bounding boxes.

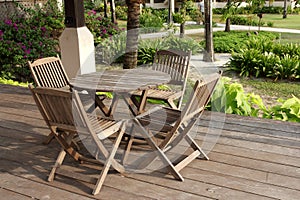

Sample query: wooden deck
[1,84,300,200]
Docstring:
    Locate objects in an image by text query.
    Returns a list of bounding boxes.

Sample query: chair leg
[48,148,66,182]
[185,134,209,160]
[132,119,184,181]
[42,132,55,145]
[122,125,135,164]
[142,131,184,181]
[167,98,178,109]
[93,129,125,195]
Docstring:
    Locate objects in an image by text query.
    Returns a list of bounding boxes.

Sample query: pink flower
[4,19,12,25]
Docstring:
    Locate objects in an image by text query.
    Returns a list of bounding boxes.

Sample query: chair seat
[133,89,183,102]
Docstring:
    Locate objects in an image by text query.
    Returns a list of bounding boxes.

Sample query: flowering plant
[85,10,122,46]
[0,1,63,82]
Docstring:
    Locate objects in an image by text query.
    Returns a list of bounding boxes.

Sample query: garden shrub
[209,77,300,122]
[210,77,266,117]
[263,95,300,122]
[97,33,202,65]
[230,15,265,26]
[115,5,128,20]
[140,8,164,33]
[227,37,300,81]
[202,31,279,53]
[0,1,63,82]
[85,10,122,46]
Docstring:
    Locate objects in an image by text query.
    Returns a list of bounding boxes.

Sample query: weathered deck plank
[1,84,300,199]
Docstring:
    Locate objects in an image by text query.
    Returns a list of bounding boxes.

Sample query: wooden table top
[70,69,171,93]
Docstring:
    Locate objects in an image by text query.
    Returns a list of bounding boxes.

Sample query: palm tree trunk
[203,0,215,62]
[225,18,230,32]
[104,0,108,18]
[110,0,117,23]
[283,0,287,18]
[225,0,231,32]
[124,0,141,69]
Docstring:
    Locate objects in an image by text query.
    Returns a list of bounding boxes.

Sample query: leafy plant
[0,0,63,82]
[264,96,300,122]
[140,9,164,33]
[85,10,122,46]
[210,77,266,117]
[227,33,300,81]
[209,77,300,122]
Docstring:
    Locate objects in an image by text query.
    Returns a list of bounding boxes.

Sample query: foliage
[230,15,265,26]
[97,32,202,65]
[115,5,128,20]
[201,31,279,53]
[227,36,300,81]
[263,96,300,122]
[173,12,186,24]
[0,77,29,87]
[85,10,122,46]
[210,77,266,117]
[209,77,300,122]
[96,32,127,64]
[186,1,202,23]
[140,8,164,33]
[0,1,63,82]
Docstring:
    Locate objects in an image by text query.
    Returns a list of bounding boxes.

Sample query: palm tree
[110,0,117,23]
[203,0,215,62]
[123,0,142,69]
[283,0,287,18]
[222,0,237,32]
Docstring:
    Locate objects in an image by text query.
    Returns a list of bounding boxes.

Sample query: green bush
[0,1,63,82]
[210,77,266,117]
[85,10,122,46]
[230,15,265,26]
[263,95,300,122]
[140,8,164,33]
[227,37,300,81]
[98,33,202,65]
[115,6,128,20]
[203,31,279,53]
[209,77,300,122]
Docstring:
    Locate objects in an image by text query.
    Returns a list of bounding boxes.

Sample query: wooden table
[70,68,171,117]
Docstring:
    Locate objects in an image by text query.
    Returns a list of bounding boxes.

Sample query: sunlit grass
[262,14,300,29]
[239,78,300,99]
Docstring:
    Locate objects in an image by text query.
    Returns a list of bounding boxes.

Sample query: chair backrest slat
[160,71,221,147]
[28,55,69,88]
[29,86,75,131]
[152,49,191,86]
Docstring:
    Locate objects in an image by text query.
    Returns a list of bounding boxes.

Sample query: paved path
[185,23,300,35]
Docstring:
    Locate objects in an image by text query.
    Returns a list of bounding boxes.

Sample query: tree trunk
[110,0,117,23]
[124,0,141,69]
[180,22,185,38]
[224,0,231,32]
[225,18,230,32]
[283,0,287,18]
[168,0,173,23]
[104,0,108,18]
[203,0,215,62]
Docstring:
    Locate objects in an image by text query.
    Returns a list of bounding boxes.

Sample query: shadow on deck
[0,84,299,200]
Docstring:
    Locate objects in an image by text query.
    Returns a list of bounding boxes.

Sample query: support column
[59,0,95,79]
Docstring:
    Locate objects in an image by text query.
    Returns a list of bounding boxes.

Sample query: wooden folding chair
[28,55,99,144]
[124,71,222,181]
[29,85,127,195]
[28,55,70,89]
[133,49,191,110]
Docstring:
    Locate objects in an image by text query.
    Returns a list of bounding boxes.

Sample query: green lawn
[262,14,300,29]
[213,14,300,30]
[239,78,300,100]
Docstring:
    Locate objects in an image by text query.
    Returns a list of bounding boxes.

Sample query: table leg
[123,89,149,116]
